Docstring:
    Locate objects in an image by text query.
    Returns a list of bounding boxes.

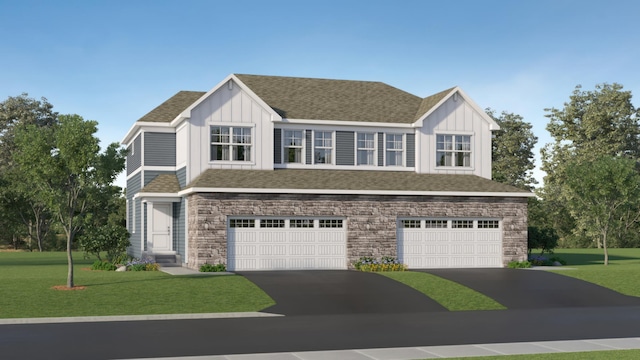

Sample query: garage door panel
[398,219,502,269]
[228,218,346,271]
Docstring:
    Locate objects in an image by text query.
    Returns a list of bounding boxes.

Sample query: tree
[540,83,640,247]
[14,114,126,287]
[487,109,538,191]
[564,156,640,265]
[0,94,58,251]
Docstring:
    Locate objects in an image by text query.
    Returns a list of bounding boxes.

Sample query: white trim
[122,122,175,144]
[413,87,500,131]
[277,118,414,128]
[136,194,182,202]
[355,131,377,166]
[434,132,475,171]
[178,74,283,125]
[208,124,256,164]
[274,163,415,171]
[179,187,535,198]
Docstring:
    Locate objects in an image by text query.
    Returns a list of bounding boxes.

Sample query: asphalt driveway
[241,269,640,316]
[239,270,447,315]
[420,268,640,309]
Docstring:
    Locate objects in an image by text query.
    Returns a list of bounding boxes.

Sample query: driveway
[239,270,447,315]
[420,268,640,309]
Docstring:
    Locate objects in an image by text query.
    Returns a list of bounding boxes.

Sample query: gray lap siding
[186,193,528,270]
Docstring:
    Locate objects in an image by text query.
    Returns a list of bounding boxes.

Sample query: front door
[150,203,172,252]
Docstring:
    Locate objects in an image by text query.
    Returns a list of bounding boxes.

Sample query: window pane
[315,149,331,164]
[286,148,302,163]
[233,127,251,144]
[234,145,251,161]
[285,130,302,146]
[357,149,374,165]
[357,133,375,149]
[386,150,402,166]
[211,126,230,144]
[314,131,332,148]
[211,145,230,161]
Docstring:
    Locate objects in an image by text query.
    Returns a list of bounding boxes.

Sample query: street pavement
[2,268,640,360]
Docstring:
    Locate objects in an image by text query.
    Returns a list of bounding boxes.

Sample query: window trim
[435,132,474,169]
[209,125,254,163]
[384,133,404,167]
[313,130,334,165]
[356,132,377,166]
[283,129,305,164]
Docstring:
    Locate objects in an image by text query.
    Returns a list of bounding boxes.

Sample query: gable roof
[183,169,532,196]
[234,74,426,123]
[137,91,205,123]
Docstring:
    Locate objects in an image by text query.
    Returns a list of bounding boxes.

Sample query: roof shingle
[137,91,205,123]
[140,174,181,193]
[186,169,528,194]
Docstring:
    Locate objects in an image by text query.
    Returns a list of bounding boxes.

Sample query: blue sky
[1,0,639,188]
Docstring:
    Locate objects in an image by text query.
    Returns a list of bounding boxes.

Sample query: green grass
[544,248,640,297]
[380,271,506,311]
[0,251,274,318]
[442,349,640,359]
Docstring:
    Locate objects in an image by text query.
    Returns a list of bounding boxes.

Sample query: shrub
[550,256,567,265]
[79,224,131,262]
[354,256,407,272]
[91,260,117,271]
[507,260,532,268]
[528,226,559,255]
[126,256,158,271]
[200,263,227,272]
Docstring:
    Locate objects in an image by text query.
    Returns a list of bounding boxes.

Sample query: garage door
[398,219,502,269]
[227,217,347,271]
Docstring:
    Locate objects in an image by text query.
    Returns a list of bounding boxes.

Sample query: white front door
[150,203,172,252]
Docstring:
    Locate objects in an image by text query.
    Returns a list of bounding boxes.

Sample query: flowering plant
[354,256,407,272]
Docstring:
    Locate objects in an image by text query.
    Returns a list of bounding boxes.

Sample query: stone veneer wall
[187,193,528,269]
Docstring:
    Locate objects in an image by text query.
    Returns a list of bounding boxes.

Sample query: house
[122,74,532,271]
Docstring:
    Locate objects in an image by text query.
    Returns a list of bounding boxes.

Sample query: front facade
[122,74,532,270]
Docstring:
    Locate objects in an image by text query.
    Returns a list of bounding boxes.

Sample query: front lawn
[380,271,506,311]
[444,349,640,359]
[0,251,274,319]
[546,248,640,297]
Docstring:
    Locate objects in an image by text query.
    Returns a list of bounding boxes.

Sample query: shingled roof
[140,174,181,193]
[185,169,528,194]
[137,91,205,123]
[136,75,455,124]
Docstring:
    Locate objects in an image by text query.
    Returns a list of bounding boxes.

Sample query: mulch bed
[51,285,87,291]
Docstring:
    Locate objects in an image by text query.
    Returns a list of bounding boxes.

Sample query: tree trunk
[66,231,74,288]
[602,230,609,266]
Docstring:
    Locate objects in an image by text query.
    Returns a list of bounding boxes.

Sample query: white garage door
[398,219,503,269]
[227,218,347,271]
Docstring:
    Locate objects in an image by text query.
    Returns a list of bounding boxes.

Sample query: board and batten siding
[126,134,142,175]
[418,95,492,179]
[335,131,355,166]
[187,80,274,185]
[144,133,176,167]
[126,172,142,258]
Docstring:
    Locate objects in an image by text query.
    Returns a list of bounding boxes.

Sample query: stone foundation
[186,193,528,269]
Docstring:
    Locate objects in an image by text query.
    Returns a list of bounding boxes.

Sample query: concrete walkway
[132,337,640,359]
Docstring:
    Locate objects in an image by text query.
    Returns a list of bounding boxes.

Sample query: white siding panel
[418,95,493,178]
[186,81,275,183]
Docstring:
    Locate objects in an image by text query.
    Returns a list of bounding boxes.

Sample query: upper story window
[385,134,403,166]
[314,131,333,164]
[436,134,471,167]
[357,132,375,165]
[211,126,252,162]
[284,130,303,163]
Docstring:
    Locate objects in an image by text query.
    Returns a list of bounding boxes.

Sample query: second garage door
[227,217,347,271]
[398,218,503,269]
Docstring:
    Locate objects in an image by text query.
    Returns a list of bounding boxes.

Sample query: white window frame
[283,129,305,164]
[356,132,376,166]
[385,133,404,167]
[210,125,253,163]
[436,133,472,168]
[313,131,333,165]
